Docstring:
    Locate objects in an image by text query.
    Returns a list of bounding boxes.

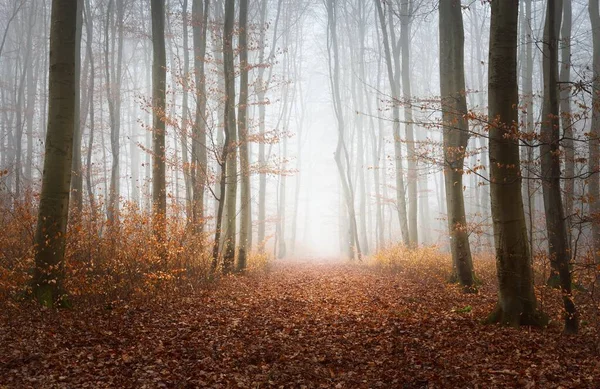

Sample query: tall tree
[327,0,362,260]
[256,0,269,247]
[521,0,536,253]
[180,0,193,218]
[220,0,238,273]
[84,0,96,213]
[192,0,209,233]
[256,0,283,247]
[71,0,84,211]
[589,0,600,265]
[14,2,36,201]
[486,0,545,326]
[32,0,78,307]
[237,0,250,270]
[105,0,124,222]
[366,14,385,251]
[400,0,418,246]
[439,0,475,290]
[24,3,38,190]
[374,0,409,246]
[561,0,574,228]
[151,0,167,255]
[540,0,578,333]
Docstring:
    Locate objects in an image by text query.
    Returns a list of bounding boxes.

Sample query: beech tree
[105,0,124,222]
[486,0,545,327]
[327,0,362,260]
[213,0,237,274]
[439,0,475,290]
[561,0,574,228]
[151,0,167,252]
[590,0,600,264]
[400,0,418,246]
[374,0,409,247]
[32,0,78,307]
[237,0,250,270]
[540,0,578,333]
[192,0,209,232]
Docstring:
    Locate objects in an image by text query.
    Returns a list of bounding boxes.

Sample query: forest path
[1,260,598,388]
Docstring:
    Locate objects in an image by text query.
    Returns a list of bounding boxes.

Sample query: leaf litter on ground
[1,258,599,388]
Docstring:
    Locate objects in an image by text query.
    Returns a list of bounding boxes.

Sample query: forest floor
[1,258,600,388]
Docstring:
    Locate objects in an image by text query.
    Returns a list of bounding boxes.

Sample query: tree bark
[15,4,36,201]
[256,0,283,247]
[180,0,193,219]
[439,0,475,290]
[221,0,237,274]
[327,0,361,260]
[25,6,37,191]
[561,0,574,231]
[520,0,536,254]
[589,0,600,265]
[374,0,409,246]
[151,0,167,257]
[105,0,124,222]
[400,0,418,246]
[71,0,83,211]
[256,0,269,247]
[84,0,96,213]
[192,0,209,233]
[540,0,578,334]
[237,0,250,270]
[32,0,77,307]
[486,0,545,327]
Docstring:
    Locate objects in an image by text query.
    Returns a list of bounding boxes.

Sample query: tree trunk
[521,0,536,254]
[540,0,578,334]
[439,0,475,290]
[144,18,152,213]
[256,0,283,247]
[180,0,193,219]
[561,1,574,232]
[375,0,409,246]
[192,0,209,233]
[290,39,305,256]
[256,1,267,245]
[486,0,545,327]
[400,0,418,246]
[32,0,77,308]
[106,0,124,222]
[472,0,493,251]
[25,11,37,190]
[71,0,83,211]
[327,0,361,260]
[84,0,96,213]
[237,0,250,270]
[353,2,369,255]
[221,0,237,274]
[151,0,167,256]
[15,5,36,202]
[589,0,600,265]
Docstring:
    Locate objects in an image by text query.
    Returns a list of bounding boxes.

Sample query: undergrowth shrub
[0,199,269,307]
[368,245,455,283]
[370,243,600,340]
[246,249,270,273]
[0,200,35,302]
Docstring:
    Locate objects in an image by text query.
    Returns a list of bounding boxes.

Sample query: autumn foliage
[3,251,600,387]
[0,199,268,308]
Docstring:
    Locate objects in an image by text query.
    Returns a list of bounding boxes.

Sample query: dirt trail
[1,260,598,388]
